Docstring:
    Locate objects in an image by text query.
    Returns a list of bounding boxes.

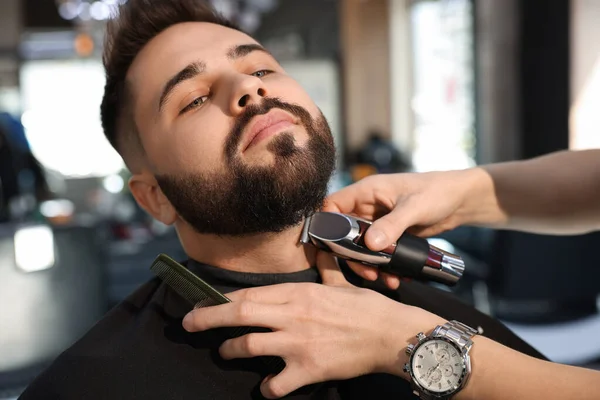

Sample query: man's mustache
[225,97,313,159]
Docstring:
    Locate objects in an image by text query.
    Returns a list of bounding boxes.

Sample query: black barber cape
[20,260,545,399]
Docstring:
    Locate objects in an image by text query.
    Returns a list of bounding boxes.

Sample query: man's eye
[252,69,273,78]
[181,95,208,114]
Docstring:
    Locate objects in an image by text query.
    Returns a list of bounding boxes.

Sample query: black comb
[150,254,286,373]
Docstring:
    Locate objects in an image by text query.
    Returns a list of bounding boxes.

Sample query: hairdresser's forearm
[383,320,600,400]
[462,149,600,234]
[455,337,600,400]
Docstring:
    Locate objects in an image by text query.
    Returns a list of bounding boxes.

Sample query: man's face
[127,22,336,235]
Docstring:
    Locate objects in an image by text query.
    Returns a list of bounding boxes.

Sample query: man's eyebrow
[158,61,206,112]
[227,43,272,60]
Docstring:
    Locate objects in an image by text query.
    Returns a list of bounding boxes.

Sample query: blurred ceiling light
[57,0,275,29]
[40,199,75,219]
[78,2,92,21]
[209,0,279,33]
[90,1,112,20]
[56,0,126,21]
[14,225,56,273]
[58,2,79,20]
[103,174,124,194]
[40,199,76,225]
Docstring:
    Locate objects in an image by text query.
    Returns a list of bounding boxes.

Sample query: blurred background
[0,0,599,397]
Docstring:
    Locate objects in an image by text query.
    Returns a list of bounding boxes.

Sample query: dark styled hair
[100,0,240,171]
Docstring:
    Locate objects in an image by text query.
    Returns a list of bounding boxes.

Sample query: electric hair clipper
[300,212,465,285]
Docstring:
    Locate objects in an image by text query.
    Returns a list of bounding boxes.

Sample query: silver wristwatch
[403,320,478,399]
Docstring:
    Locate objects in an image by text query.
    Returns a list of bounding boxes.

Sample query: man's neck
[176,221,316,274]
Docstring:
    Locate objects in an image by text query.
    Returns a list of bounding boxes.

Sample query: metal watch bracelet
[409,320,479,400]
[434,320,479,349]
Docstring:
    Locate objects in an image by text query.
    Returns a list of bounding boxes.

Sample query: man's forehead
[127,22,258,89]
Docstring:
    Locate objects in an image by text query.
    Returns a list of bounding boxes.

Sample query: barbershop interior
[1,0,600,398]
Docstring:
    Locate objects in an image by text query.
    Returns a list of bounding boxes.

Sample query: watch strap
[419,321,477,399]
[436,320,478,349]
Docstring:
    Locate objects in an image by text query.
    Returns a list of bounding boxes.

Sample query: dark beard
[155,98,336,236]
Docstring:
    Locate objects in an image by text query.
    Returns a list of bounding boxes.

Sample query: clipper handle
[302,212,465,285]
[383,233,465,285]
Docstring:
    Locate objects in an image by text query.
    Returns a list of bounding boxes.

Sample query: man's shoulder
[18,274,266,400]
[18,278,167,399]
[71,276,165,348]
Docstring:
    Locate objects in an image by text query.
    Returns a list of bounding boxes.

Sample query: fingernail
[369,228,387,248]
[182,312,193,331]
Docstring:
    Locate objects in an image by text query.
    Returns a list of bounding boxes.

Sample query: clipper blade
[299,215,312,244]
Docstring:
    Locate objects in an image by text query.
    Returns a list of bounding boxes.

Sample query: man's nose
[229,75,267,115]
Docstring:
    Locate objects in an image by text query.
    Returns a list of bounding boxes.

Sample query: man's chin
[240,150,277,166]
[240,132,306,164]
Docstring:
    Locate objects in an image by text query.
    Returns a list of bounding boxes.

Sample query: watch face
[411,338,467,395]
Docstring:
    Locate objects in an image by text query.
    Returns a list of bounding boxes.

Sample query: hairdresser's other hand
[182,252,445,399]
[323,169,489,285]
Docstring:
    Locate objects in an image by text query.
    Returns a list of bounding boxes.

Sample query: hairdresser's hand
[323,169,490,286]
[182,252,445,399]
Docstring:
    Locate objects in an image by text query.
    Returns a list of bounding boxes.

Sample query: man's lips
[242,109,297,151]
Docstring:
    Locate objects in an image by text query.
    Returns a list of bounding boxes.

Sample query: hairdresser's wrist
[457,167,506,228]
[375,304,447,380]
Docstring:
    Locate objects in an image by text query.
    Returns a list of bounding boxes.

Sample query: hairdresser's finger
[322,186,361,215]
[365,198,422,251]
[347,262,400,289]
[183,302,284,332]
[260,367,308,399]
[316,252,353,287]
[219,332,291,360]
[381,272,401,290]
[321,197,342,213]
[409,223,451,239]
[346,261,379,281]
[224,284,298,304]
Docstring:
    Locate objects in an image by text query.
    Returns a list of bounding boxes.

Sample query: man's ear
[128,172,177,225]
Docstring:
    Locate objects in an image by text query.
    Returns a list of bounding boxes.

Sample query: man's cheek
[274,78,315,106]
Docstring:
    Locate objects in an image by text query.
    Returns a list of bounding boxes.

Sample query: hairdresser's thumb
[365,209,411,251]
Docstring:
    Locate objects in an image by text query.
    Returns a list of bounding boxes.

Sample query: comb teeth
[150,254,286,374]
[150,254,231,307]
[193,296,219,308]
